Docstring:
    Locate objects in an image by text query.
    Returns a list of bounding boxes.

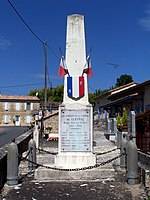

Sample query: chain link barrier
[24,153,123,172]
[37,147,119,156]
[96,147,119,156]
[38,148,58,155]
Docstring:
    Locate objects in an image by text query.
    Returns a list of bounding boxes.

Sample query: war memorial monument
[55,14,96,169]
[35,14,115,181]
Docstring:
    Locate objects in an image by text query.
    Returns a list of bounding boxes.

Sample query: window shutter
[30,103,33,110]
[26,116,31,123]
[5,102,9,111]
[24,103,27,110]
[4,115,9,123]
[16,103,20,110]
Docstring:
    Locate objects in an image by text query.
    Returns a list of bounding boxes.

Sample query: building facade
[95,80,150,117]
[0,95,40,126]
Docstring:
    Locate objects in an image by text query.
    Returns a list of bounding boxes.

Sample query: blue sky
[0,0,150,95]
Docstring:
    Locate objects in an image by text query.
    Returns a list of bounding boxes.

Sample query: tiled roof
[109,82,137,94]
[108,79,150,99]
[0,95,40,101]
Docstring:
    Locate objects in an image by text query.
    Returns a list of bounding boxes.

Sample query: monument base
[34,166,115,182]
[55,152,96,169]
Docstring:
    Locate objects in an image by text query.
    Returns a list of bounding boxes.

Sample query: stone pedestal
[55,152,96,169]
[55,103,96,169]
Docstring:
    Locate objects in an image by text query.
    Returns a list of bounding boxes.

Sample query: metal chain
[96,147,119,156]
[25,153,123,172]
[37,147,119,156]
[38,148,58,155]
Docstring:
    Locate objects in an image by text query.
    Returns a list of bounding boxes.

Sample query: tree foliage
[52,85,64,102]
[28,74,134,104]
[28,85,64,102]
[115,74,133,87]
[89,89,108,105]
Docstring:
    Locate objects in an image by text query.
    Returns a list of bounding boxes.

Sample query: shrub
[122,107,128,126]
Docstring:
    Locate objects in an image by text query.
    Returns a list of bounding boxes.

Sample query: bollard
[116,129,122,148]
[120,133,127,169]
[28,139,37,170]
[126,135,139,184]
[33,115,39,149]
[7,139,18,185]
[33,128,39,149]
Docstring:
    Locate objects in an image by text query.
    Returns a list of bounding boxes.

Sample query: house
[0,95,40,126]
[95,80,150,117]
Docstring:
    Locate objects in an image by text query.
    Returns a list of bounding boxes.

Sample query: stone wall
[0,101,39,126]
[44,111,59,134]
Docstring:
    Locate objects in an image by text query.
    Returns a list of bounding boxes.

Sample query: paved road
[0,126,29,147]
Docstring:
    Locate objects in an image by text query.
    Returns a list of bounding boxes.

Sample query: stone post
[116,130,122,148]
[126,135,139,184]
[7,139,18,185]
[33,115,39,149]
[114,118,117,139]
[28,139,37,170]
[129,111,136,143]
[120,133,127,168]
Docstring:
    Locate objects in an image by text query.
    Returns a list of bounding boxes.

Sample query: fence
[136,110,150,152]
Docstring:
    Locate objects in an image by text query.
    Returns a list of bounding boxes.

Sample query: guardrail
[0,129,33,190]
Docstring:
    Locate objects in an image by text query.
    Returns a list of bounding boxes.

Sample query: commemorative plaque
[60,109,91,152]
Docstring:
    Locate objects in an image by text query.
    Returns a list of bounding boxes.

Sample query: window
[26,103,30,110]
[24,103,30,110]
[24,102,33,110]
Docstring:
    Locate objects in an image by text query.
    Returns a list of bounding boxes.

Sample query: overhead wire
[6,0,60,93]
[0,83,44,89]
[7,0,44,45]
[7,0,59,59]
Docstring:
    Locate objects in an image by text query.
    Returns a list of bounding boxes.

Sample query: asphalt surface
[0,126,29,147]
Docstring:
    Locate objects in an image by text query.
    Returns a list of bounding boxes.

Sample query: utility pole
[44,42,48,111]
[50,82,52,114]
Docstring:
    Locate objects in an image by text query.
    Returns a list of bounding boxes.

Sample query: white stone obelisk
[55,14,96,169]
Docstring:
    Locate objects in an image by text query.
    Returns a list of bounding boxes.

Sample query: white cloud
[138,2,150,31]
[138,17,150,31]
[0,36,12,50]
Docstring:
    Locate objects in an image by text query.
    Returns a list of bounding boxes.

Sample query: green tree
[28,85,64,102]
[115,74,133,87]
[52,85,64,102]
[28,85,108,104]
[89,93,95,105]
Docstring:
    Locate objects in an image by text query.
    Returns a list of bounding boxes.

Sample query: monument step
[34,165,115,182]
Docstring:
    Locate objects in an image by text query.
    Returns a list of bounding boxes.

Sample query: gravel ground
[0,170,147,200]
